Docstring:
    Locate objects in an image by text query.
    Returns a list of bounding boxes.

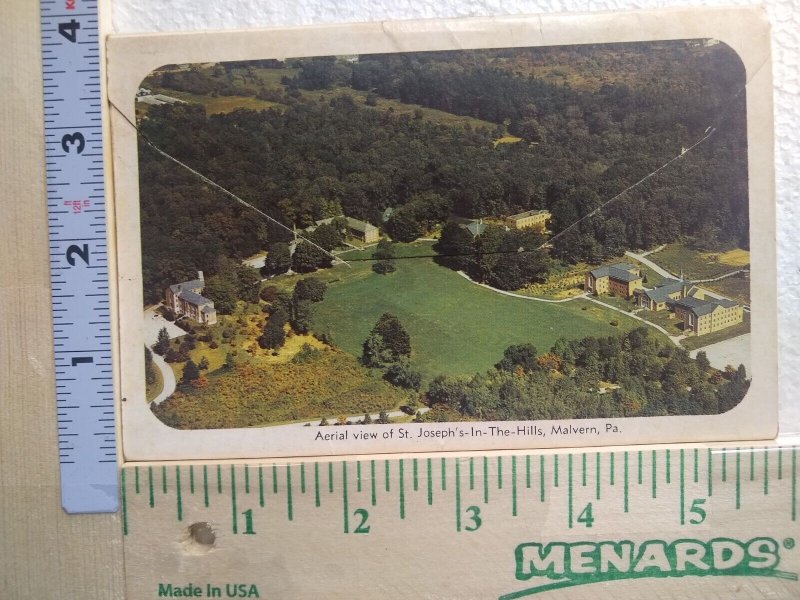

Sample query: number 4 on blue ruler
[40,0,118,513]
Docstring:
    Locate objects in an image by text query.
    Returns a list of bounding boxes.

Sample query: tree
[385,211,423,242]
[259,316,286,350]
[293,278,327,303]
[362,332,391,367]
[263,242,292,276]
[434,223,474,271]
[144,347,157,384]
[198,356,210,371]
[181,360,200,383]
[203,274,238,314]
[372,238,397,274]
[291,299,314,334]
[495,344,539,374]
[308,223,342,252]
[384,360,422,391]
[153,327,170,356]
[370,313,411,360]
[292,241,331,273]
[695,351,710,373]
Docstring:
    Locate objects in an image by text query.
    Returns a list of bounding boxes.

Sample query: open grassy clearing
[311,242,649,383]
[703,275,750,305]
[637,308,685,335]
[153,348,408,429]
[144,89,283,115]
[145,363,163,403]
[702,248,750,267]
[299,85,498,131]
[649,243,749,281]
[493,135,523,147]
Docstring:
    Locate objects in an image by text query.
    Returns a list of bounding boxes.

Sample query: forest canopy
[138,41,747,303]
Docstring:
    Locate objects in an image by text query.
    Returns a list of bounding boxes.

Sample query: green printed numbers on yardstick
[120,447,798,542]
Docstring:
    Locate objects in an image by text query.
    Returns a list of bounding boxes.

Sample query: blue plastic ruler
[121,446,799,599]
[40,0,117,513]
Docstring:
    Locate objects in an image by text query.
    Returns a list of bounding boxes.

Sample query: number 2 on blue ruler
[40,0,117,513]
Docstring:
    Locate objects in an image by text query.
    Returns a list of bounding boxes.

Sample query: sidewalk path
[624,250,677,279]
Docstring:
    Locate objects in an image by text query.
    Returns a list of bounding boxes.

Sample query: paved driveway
[143,306,188,346]
[690,333,751,373]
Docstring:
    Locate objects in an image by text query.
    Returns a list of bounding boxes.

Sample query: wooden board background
[1,2,797,598]
[0,1,124,598]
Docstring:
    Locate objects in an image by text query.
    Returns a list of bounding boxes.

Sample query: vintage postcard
[107,7,777,461]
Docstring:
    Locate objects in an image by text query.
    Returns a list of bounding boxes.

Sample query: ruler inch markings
[40,0,116,513]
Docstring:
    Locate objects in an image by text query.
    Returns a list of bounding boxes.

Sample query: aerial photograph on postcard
[132,40,752,430]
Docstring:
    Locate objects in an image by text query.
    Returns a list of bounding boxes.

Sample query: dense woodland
[417,327,749,422]
[138,41,748,302]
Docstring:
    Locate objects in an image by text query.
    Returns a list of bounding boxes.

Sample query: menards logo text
[502,537,797,599]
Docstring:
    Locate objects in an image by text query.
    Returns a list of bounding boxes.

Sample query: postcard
[107,7,777,460]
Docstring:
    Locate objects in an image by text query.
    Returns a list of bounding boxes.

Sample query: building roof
[177,289,213,307]
[589,263,640,283]
[345,217,378,233]
[201,305,216,314]
[670,296,738,317]
[169,279,204,295]
[466,221,488,237]
[507,209,551,221]
[635,279,688,304]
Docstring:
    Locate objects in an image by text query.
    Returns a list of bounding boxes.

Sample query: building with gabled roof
[669,295,742,335]
[585,263,642,299]
[165,271,217,325]
[308,215,379,244]
[632,278,702,311]
[505,209,551,231]
[345,216,380,243]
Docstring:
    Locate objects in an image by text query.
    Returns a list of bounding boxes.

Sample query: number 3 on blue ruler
[40,0,117,513]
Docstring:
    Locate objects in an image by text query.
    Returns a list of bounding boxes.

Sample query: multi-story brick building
[164,272,217,325]
[585,263,643,299]
[670,296,743,335]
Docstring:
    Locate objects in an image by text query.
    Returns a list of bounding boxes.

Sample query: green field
[312,242,649,382]
[649,244,748,281]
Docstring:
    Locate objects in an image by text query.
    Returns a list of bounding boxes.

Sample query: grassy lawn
[298,86,498,131]
[311,242,650,383]
[680,312,751,351]
[703,275,751,305]
[649,244,749,281]
[493,135,523,147]
[145,364,163,403]
[147,89,283,115]
[637,308,685,335]
[153,348,408,429]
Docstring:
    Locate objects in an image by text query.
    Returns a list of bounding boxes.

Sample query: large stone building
[344,216,380,244]
[505,209,552,231]
[585,263,643,299]
[670,296,743,335]
[310,215,380,244]
[634,276,744,335]
[165,272,217,325]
